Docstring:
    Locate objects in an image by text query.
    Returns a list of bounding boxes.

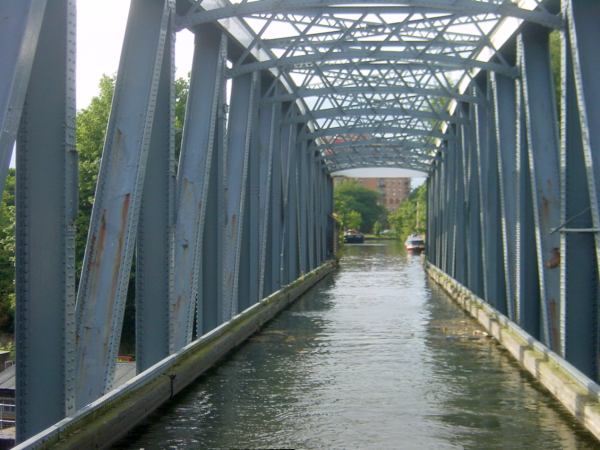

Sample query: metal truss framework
[2,0,599,445]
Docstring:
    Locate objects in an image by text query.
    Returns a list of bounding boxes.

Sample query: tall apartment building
[334,177,411,212]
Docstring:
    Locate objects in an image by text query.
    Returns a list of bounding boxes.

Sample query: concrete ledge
[16,260,337,450]
[426,263,600,443]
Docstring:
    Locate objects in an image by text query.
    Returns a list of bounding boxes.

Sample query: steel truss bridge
[1,0,600,445]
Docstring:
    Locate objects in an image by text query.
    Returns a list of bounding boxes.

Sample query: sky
[77,0,195,109]
[75,1,424,187]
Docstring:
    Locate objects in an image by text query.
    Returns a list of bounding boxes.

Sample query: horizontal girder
[228,50,519,78]
[302,124,448,140]
[178,1,562,30]
[262,85,481,104]
[287,106,464,125]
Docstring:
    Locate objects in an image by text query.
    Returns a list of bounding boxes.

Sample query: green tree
[373,220,382,236]
[0,170,16,332]
[389,184,427,243]
[346,210,362,231]
[334,179,386,233]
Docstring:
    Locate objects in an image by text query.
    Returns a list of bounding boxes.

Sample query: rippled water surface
[118,241,597,449]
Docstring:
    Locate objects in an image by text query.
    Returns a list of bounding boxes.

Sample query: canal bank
[15,262,336,450]
[427,262,600,443]
[116,241,597,449]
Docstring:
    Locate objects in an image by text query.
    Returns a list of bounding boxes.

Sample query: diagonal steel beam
[74,0,172,409]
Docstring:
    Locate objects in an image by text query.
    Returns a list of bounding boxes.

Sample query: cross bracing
[175,0,555,170]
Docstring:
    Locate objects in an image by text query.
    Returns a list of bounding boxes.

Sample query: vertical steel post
[515,77,541,339]
[257,83,281,300]
[565,0,600,281]
[74,0,171,408]
[0,0,47,198]
[434,162,441,267]
[560,10,598,378]
[269,110,284,293]
[307,150,317,270]
[222,72,259,320]
[298,139,309,274]
[15,0,77,440]
[426,175,432,261]
[519,27,562,350]
[475,78,505,312]
[445,140,457,278]
[464,102,484,297]
[171,26,226,351]
[286,129,300,282]
[238,75,261,311]
[279,115,294,284]
[491,72,518,320]
[454,127,467,285]
[439,152,447,273]
[136,16,174,372]
[200,82,227,334]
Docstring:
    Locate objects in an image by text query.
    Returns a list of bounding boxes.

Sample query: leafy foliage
[0,74,190,337]
[334,179,386,233]
[0,172,16,332]
[388,184,427,243]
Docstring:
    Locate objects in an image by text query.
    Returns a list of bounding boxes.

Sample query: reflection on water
[117,241,597,449]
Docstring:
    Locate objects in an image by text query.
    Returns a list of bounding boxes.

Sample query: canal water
[117,241,597,449]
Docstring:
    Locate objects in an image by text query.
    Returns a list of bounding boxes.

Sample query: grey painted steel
[287,131,300,282]
[0,0,47,198]
[519,27,562,351]
[491,72,518,321]
[445,139,456,278]
[200,84,227,335]
[453,129,467,285]
[515,79,541,339]
[307,151,317,271]
[475,78,505,313]
[269,117,284,294]
[566,0,600,279]
[297,140,307,275]
[560,7,598,380]
[136,19,174,372]
[288,107,463,125]
[178,0,562,29]
[74,0,171,408]
[15,0,77,441]
[228,50,518,79]
[222,72,259,320]
[238,76,261,312]
[171,27,227,351]
[464,102,483,298]
[265,85,480,105]
[257,86,280,301]
[279,118,293,285]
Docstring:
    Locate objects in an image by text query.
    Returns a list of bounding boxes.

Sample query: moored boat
[343,229,364,244]
[405,234,425,253]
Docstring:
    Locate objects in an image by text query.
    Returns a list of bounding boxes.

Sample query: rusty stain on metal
[545,247,560,269]
[109,193,131,302]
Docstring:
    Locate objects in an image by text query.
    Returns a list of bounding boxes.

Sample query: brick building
[334,177,411,212]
